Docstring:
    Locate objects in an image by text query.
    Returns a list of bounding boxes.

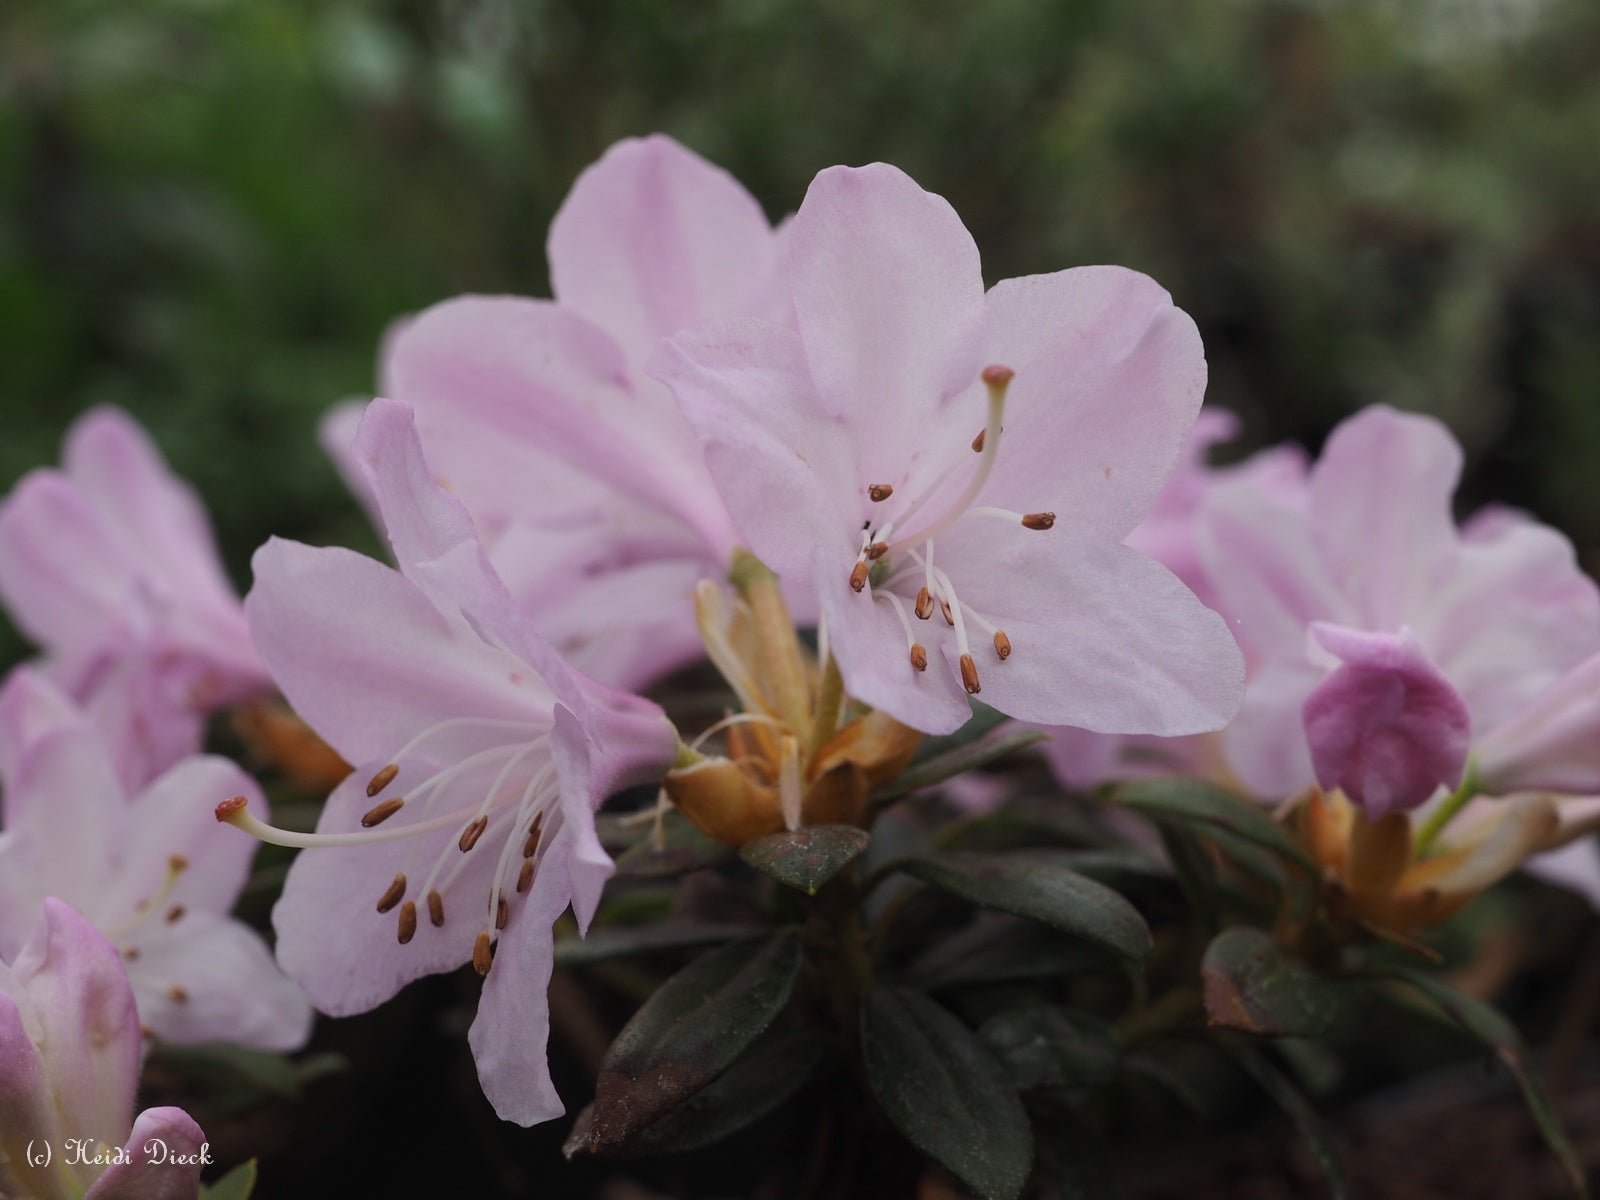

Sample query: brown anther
[167,854,189,874]
[169,985,189,1004]
[140,1023,154,1039]
[473,932,494,976]
[981,364,1015,388]
[971,429,986,453]
[366,763,400,797]
[517,859,536,893]
[940,599,955,627]
[396,901,418,944]
[164,905,185,925]
[215,795,248,822]
[523,816,544,859]
[426,889,445,928]
[1021,511,1055,530]
[960,653,982,695]
[376,873,407,914]
[122,947,140,962]
[909,644,928,671]
[993,630,1012,660]
[865,541,889,560]
[849,560,870,592]
[914,586,934,620]
[496,897,509,931]
[361,797,405,828]
[458,815,489,853]
[868,483,895,502]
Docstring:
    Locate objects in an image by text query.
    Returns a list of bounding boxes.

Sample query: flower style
[0,407,272,788]
[1196,404,1600,815]
[236,397,678,1125]
[322,134,787,690]
[653,163,1245,736]
[0,899,208,1200]
[0,668,310,1052]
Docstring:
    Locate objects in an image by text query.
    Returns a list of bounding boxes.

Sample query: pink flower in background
[241,397,678,1125]
[1195,404,1600,813]
[655,163,1244,736]
[0,668,310,1051]
[0,407,272,788]
[323,134,788,690]
[0,899,208,1200]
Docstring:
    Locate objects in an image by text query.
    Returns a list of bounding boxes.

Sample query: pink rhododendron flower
[323,135,787,690]
[0,408,272,788]
[240,397,678,1125]
[0,668,310,1052]
[1196,404,1600,813]
[0,899,208,1200]
[654,163,1245,736]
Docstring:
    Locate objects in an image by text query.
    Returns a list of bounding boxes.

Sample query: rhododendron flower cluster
[1,134,1597,1197]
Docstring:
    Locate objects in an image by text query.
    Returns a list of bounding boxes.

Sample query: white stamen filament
[690,712,789,752]
[881,591,918,650]
[885,386,1006,554]
[414,744,544,902]
[932,565,973,658]
[220,802,498,850]
[968,506,1030,524]
[385,716,544,767]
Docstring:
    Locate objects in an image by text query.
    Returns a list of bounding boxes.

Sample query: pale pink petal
[10,900,140,1153]
[0,720,121,890]
[128,912,311,1051]
[976,266,1207,540]
[1221,660,1324,800]
[1302,624,1470,818]
[547,134,780,374]
[1308,406,1462,630]
[787,164,984,473]
[0,984,54,1160]
[0,666,77,781]
[1475,654,1600,796]
[0,470,138,649]
[317,398,378,527]
[85,1106,209,1200]
[382,296,736,557]
[934,523,1244,734]
[1197,477,1352,664]
[816,551,974,737]
[245,538,550,766]
[1419,520,1600,730]
[271,768,501,1015]
[62,408,235,608]
[652,318,856,577]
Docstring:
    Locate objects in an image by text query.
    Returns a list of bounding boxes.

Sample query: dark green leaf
[1119,1048,1210,1116]
[201,1160,258,1200]
[554,922,765,966]
[1202,928,1338,1038]
[863,986,1034,1200]
[566,933,803,1156]
[1383,966,1587,1197]
[604,1029,824,1156]
[1221,1039,1347,1198]
[1158,823,1221,933]
[980,1005,1119,1091]
[740,824,870,894]
[907,914,1114,990]
[150,1042,301,1103]
[899,851,1152,963]
[1115,778,1315,873]
[910,700,1010,759]
[872,729,1046,803]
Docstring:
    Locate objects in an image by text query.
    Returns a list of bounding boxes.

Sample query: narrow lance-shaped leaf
[1384,966,1587,1198]
[1219,1037,1347,1199]
[566,933,803,1156]
[898,850,1153,963]
[872,729,1046,804]
[1202,927,1338,1038]
[740,824,870,893]
[863,986,1034,1200]
[1115,778,1316,873]
[554,922,766,966]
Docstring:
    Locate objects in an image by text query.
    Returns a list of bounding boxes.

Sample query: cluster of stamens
[107,853,195,1014]
[217,716,559,979]
[845,365,1053,695]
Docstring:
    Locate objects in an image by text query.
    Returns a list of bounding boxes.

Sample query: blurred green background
[3,0,1599,661]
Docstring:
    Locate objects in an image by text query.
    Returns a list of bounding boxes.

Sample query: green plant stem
[1113,982,1202,1044]
[1411,763,1480,858]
